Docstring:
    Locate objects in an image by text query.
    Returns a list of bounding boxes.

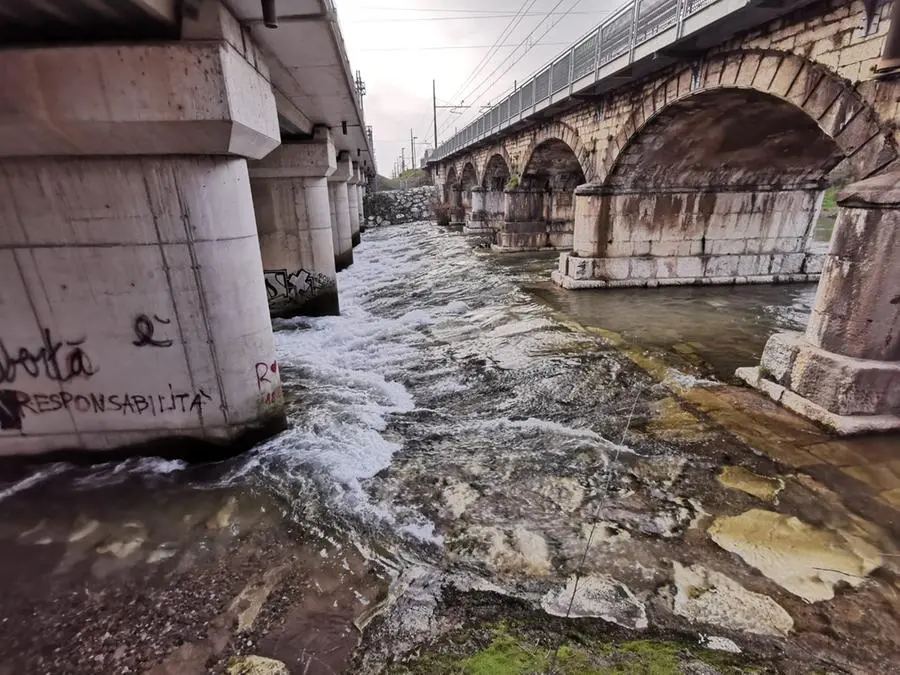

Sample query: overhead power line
[432,0,539,142]
[441,0,588,137]
[347,11,604,23]
[359,42,571,52]
[440,0,580,139]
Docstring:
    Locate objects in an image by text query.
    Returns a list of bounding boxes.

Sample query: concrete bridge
[0,0,374,457]
[429,0,900,434]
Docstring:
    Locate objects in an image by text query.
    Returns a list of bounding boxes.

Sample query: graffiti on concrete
[265,268,335,303]
[0,386,214,431]
[0,328,97,385]
[132,314,174,348]
[255,361,278,390]
[254,360,283,406]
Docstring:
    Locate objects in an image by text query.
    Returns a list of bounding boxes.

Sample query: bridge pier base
[464,187,491,233]
[0,41,286,457]
[738,173,900,435]
[249,128,340,318]
[449,185,465,228]
[552,183,824,288]
[328,152,354,272]
[348,167,362,247]
[493,188,573,252]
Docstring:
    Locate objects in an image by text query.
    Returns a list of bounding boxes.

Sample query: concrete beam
[0,42,280,159]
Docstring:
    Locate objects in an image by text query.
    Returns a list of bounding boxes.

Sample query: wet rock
[228,565,290,632]
[718,466,783,502]
[541,574,648,628]
[645,397,712,443]
[95,522,146,558]
[207,496,237,531]
[466,525,552,577]
[671,561,794,636]
[441,480,479,519]
[68,518,100,542]
[708,509,882,602]
[226,655,289,675]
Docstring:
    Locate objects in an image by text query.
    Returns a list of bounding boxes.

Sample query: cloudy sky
[335,0,620,176]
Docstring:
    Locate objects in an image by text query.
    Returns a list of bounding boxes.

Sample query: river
[1,221,898,674]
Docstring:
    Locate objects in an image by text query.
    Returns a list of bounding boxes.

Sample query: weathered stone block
[707,238,747,255]
[705,255,740,277]
[630,257,657,279]
[675,256,704,278]
[595,257,631,280]
[759,330,804,385]
[655,256,679,279]
[790,342,900,416]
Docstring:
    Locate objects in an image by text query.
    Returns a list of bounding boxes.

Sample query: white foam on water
[72,457,188,489]
[0,463,69,503]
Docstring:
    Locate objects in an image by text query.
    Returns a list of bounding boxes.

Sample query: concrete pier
[348,167,361,247]
[0,41,286,457]
[738,172,900,434]
[250,128,340,318]
[328,152,355,271]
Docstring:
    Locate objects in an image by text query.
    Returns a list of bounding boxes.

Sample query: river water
[1,221,899,674]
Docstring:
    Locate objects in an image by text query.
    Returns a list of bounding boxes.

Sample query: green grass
[821,187,838,211]
[388,623,771,675]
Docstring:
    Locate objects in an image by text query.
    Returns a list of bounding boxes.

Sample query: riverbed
[1,221,898,674]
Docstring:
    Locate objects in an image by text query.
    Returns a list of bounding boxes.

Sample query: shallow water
[2,221,899,673]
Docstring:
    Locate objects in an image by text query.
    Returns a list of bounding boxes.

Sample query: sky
[334,0,621,176]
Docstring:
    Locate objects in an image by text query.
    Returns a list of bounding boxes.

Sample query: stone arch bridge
[430,0,900,433]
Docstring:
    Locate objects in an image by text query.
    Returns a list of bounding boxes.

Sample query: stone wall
[363,186,437,227]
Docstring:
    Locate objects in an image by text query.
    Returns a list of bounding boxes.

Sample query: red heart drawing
[270,361,278,373]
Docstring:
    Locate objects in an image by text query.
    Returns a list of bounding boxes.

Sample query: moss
[506,175,520,189]
[463,633,549,674]
[389,622,773,675]
[821,187,838,211]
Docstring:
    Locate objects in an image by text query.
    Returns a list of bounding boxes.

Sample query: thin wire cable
[545,385,643,674]
[348,11,603,23]
[437,0,583,138]
[431,0,538,142]
[359,42,571,52]
[454,0,585,131]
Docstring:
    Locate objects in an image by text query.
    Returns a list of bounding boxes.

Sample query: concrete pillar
[738,172,900,434]
[357,176,367,232]
[249,128,340,318]
[348,168,361,247]
[0,39,286,457]
[327,151,354,271]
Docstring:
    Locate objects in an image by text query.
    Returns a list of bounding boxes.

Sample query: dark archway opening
[483,154,512,228]
[600,88,845,271]
[523,139,587,230]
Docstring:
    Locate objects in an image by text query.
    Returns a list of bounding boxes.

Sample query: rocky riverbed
[1,220,899,674]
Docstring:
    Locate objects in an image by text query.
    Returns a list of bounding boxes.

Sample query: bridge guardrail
[430,0,727,164]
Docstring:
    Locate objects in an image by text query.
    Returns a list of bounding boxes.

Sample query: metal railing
[430,0,724,163]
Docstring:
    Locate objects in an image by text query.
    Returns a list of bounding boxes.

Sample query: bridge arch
[599,49,896,185]
[460,161,478,190]
[481,152,512,190]
[520,122,594,183]
[569,48,898,290]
